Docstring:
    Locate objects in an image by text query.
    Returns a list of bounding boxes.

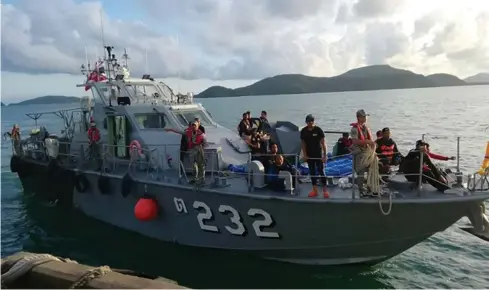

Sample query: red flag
[84,60,107,91]
[84,71,107,91]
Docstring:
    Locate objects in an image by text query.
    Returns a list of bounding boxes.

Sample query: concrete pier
[1,251,188,289]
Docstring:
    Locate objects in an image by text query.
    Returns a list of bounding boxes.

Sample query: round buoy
[134,198,158,221]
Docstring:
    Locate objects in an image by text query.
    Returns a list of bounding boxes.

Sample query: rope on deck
[1,252,111,289]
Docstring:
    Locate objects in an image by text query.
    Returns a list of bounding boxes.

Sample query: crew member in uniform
[300,114,329,198]
[166,120,208,184]
[87,117,102,169]
[350,109,375,196]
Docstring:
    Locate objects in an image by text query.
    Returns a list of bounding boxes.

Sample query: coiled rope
[0,253,111,289]
[358,143,392,215]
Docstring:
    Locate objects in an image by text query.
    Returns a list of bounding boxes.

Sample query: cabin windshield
[125,83,161,100]
[157,82,176,100]
[175,109,213,126]
[134,113,167,129]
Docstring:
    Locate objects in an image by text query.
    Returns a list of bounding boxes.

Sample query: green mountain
[464,73,489,83]
[8,95,80,106]
[426,73,466,86]
[196,65,472,98]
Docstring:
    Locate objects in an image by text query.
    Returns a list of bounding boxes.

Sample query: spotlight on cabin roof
[115,74,125,81]
[142,74,151,80]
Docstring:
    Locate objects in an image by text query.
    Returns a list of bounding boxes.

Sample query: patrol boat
[7,45,489,266]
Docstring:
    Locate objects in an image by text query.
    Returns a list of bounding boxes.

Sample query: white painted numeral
[218,205,246,236]
[193,201,218,232]
[174,198,187,213]
[247,208,280,238]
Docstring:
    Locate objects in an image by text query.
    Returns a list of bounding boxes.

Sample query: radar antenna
[121,48,130,68]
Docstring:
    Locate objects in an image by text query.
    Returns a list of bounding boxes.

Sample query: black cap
[382,127,390,133]
[305,114,315,122]
[416,140,428,147]
[246,111,250,114]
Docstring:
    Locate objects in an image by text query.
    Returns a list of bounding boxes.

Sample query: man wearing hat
[350,109,375,195]
[87,117,102,169]
[300,114,329,198]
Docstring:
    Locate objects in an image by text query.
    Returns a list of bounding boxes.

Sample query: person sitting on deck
[399,140,450,192]
[266,154,297,192]
[246,131,262,160]
[375,127,403,174]
[334,133,353,156]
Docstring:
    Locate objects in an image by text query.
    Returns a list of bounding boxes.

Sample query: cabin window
[175,110,213,127]
[135,113,167,129]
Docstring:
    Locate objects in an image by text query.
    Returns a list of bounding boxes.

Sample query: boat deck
[76,157,473,201]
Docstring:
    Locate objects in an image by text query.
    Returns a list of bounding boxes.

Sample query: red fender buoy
[134,198,158,221]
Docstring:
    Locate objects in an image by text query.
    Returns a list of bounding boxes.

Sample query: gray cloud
[1,0,488,80]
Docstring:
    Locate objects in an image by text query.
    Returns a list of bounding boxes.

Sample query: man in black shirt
[300,114,329,198]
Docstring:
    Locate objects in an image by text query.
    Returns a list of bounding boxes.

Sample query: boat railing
[13,133,487,195]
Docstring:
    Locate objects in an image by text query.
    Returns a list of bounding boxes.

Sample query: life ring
[98,174,111,195]
[75,174,90,193]
[129,140,143,158]
[121,173,132,198]
[10,156,20,173]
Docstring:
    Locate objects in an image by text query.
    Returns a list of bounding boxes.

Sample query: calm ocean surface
[1,86,489,288]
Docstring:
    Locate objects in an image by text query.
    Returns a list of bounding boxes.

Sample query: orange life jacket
[350,123,372,141]
[185,128,204,149]
[380,144,395,160]
[87,127,101,143]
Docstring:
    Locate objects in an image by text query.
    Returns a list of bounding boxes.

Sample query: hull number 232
[174,198,280,238]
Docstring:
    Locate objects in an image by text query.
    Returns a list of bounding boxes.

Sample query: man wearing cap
[350,109,375,196]
[376,127,402,174]
[300,114,329,198]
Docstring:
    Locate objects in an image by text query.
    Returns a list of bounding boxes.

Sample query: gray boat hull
[56,171,481,266]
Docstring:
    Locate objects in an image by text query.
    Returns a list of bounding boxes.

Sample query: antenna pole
[177,34,181,94]
[145,47,148,74]
[84,45,90,71]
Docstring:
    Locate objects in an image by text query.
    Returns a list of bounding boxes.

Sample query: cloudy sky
[1,0,489,102]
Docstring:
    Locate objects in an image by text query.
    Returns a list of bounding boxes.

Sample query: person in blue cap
[300,114,329,198]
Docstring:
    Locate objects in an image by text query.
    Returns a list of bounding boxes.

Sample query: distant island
[1,102,5,107]
[196,65,489,98]
[6,95,80,106]
[464,73,489,84]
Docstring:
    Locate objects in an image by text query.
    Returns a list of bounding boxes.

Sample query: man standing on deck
[300,114,329,198]
[166,121,207,184]
[350,109,375,196]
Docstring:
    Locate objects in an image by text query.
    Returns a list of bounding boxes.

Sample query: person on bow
[376,127,403,173]
[260,110,268,123]
[238,112,252,139]
[166,121,207,184]
[400,140,450,192]
[350,109,376,197]
[87,117,101,168]
[300,114,329,198]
